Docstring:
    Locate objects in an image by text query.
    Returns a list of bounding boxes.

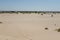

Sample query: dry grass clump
[43,13,46,14]
[0,22,3,24]
[45,27,48,30]
[51,14,53,17]
[41,13,43,15]
[55,28,60,32]
[54,24,56,26]
[38,13,40,14]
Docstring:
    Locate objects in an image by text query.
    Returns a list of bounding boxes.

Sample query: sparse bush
[45,27,48,30]
[55,28,60,32]
[22,13,25,14]
[41,13,43,15]
[0,22,3,24]
[57,29,60,32]
[54,24,56,26]
[51,15,53,17]
[38,13,40,14]
[43,13,46,14]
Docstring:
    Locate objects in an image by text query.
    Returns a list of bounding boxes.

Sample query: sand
[0,13,60,40]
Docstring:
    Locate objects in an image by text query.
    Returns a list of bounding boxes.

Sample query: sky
[0,0,60,11]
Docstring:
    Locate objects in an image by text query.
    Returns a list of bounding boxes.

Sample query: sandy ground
[0,13,60,40]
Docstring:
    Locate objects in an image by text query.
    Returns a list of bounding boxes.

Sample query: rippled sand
[0,13,60,40]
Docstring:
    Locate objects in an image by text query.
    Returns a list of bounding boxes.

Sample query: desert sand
[0,13,60,40]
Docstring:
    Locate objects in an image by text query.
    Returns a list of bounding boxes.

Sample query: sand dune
[0,13,60,40]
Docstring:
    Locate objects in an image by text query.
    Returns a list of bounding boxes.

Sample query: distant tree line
[0,11,60,14]
[0,11,17,13]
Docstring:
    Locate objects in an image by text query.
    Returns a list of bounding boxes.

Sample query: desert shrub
[38,13,40,14]
[41,13,43,15]
[51,15,53,17]
[0,22,3,24]
[57,29,60,32]
[55,28,60,32]
[45,27,48,30]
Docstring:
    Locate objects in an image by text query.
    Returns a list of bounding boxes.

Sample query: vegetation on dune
[0,11,60,14]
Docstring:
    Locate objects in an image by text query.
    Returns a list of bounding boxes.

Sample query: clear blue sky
[0,0,60,11]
